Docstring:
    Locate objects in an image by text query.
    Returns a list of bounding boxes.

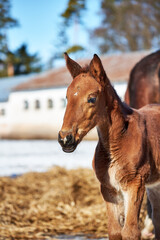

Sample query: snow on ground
[0,140,97,176]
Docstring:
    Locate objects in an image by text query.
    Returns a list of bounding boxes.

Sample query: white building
[0,87,67,139]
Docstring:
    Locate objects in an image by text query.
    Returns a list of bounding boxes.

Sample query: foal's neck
[97,81,132,149]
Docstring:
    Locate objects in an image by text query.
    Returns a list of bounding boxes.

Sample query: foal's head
[58,53,109,152]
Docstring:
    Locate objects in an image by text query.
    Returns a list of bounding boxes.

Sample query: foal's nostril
[64,134,74,146]
[58,132,75,147]
[66,134,73,143]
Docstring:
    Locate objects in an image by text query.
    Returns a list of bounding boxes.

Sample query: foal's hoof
[141,232,155,240]
[141,216,155,239]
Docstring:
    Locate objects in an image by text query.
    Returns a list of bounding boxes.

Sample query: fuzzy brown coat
[58,53,160,240]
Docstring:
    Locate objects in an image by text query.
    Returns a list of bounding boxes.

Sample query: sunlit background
[3,0,102,70]
[0,1,159,239]
[0,0,159,175]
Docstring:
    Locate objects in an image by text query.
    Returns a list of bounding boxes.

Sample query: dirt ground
[0,167,147,240]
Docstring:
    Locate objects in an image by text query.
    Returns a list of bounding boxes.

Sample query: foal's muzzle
[58,131,78,153]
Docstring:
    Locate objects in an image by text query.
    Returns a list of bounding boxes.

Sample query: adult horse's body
[58,53,160,240]
[125,50,160,108]
[125,50,160,239]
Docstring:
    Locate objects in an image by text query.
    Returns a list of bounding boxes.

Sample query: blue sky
[8,0,101,67]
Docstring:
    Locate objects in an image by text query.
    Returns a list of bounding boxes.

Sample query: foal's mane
[80,64,90,73]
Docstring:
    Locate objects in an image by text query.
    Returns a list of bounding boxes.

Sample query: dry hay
[0,167,147,239]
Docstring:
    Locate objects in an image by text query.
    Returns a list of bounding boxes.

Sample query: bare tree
[92,0,160,53]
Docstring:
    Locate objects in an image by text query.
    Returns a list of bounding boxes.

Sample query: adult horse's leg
[121,178,145,240]
[101,185,122,240]
[147,184,160,240]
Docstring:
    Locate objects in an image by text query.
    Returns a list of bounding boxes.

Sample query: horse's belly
[146,182,160,206]
[146,180,160,189]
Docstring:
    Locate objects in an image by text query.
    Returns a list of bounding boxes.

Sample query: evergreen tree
[14,44,42,75]
[0,44,42,77]
[0,0,18,59]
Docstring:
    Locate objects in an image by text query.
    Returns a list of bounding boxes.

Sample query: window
[35,100,40,109]
[24,100,29,110]
[0,109,5,116]
[48,99,53,109]
[61,98,67,108]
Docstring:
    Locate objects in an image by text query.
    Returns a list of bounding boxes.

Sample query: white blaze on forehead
[73,86,80,97]
[74,92,78,96]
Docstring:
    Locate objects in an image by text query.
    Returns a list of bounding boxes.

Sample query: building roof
[0,74,36,102]
[14,50,151,91]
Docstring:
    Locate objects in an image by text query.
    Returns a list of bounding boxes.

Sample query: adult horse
[125,50,160,239]
[58,53,160,240]
[125,50,160,108]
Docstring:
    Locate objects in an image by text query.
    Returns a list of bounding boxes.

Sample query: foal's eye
[87,97,96,104]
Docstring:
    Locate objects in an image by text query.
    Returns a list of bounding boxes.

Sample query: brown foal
[58,53,160,240]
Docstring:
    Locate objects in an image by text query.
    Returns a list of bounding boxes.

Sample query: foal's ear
[89,54,108,86]
[64,52,82,78]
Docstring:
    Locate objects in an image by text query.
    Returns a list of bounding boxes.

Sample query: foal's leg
[141,198,154,239]
[147,184,160,240]
[121,178,145,240]
[101,185,123,240]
